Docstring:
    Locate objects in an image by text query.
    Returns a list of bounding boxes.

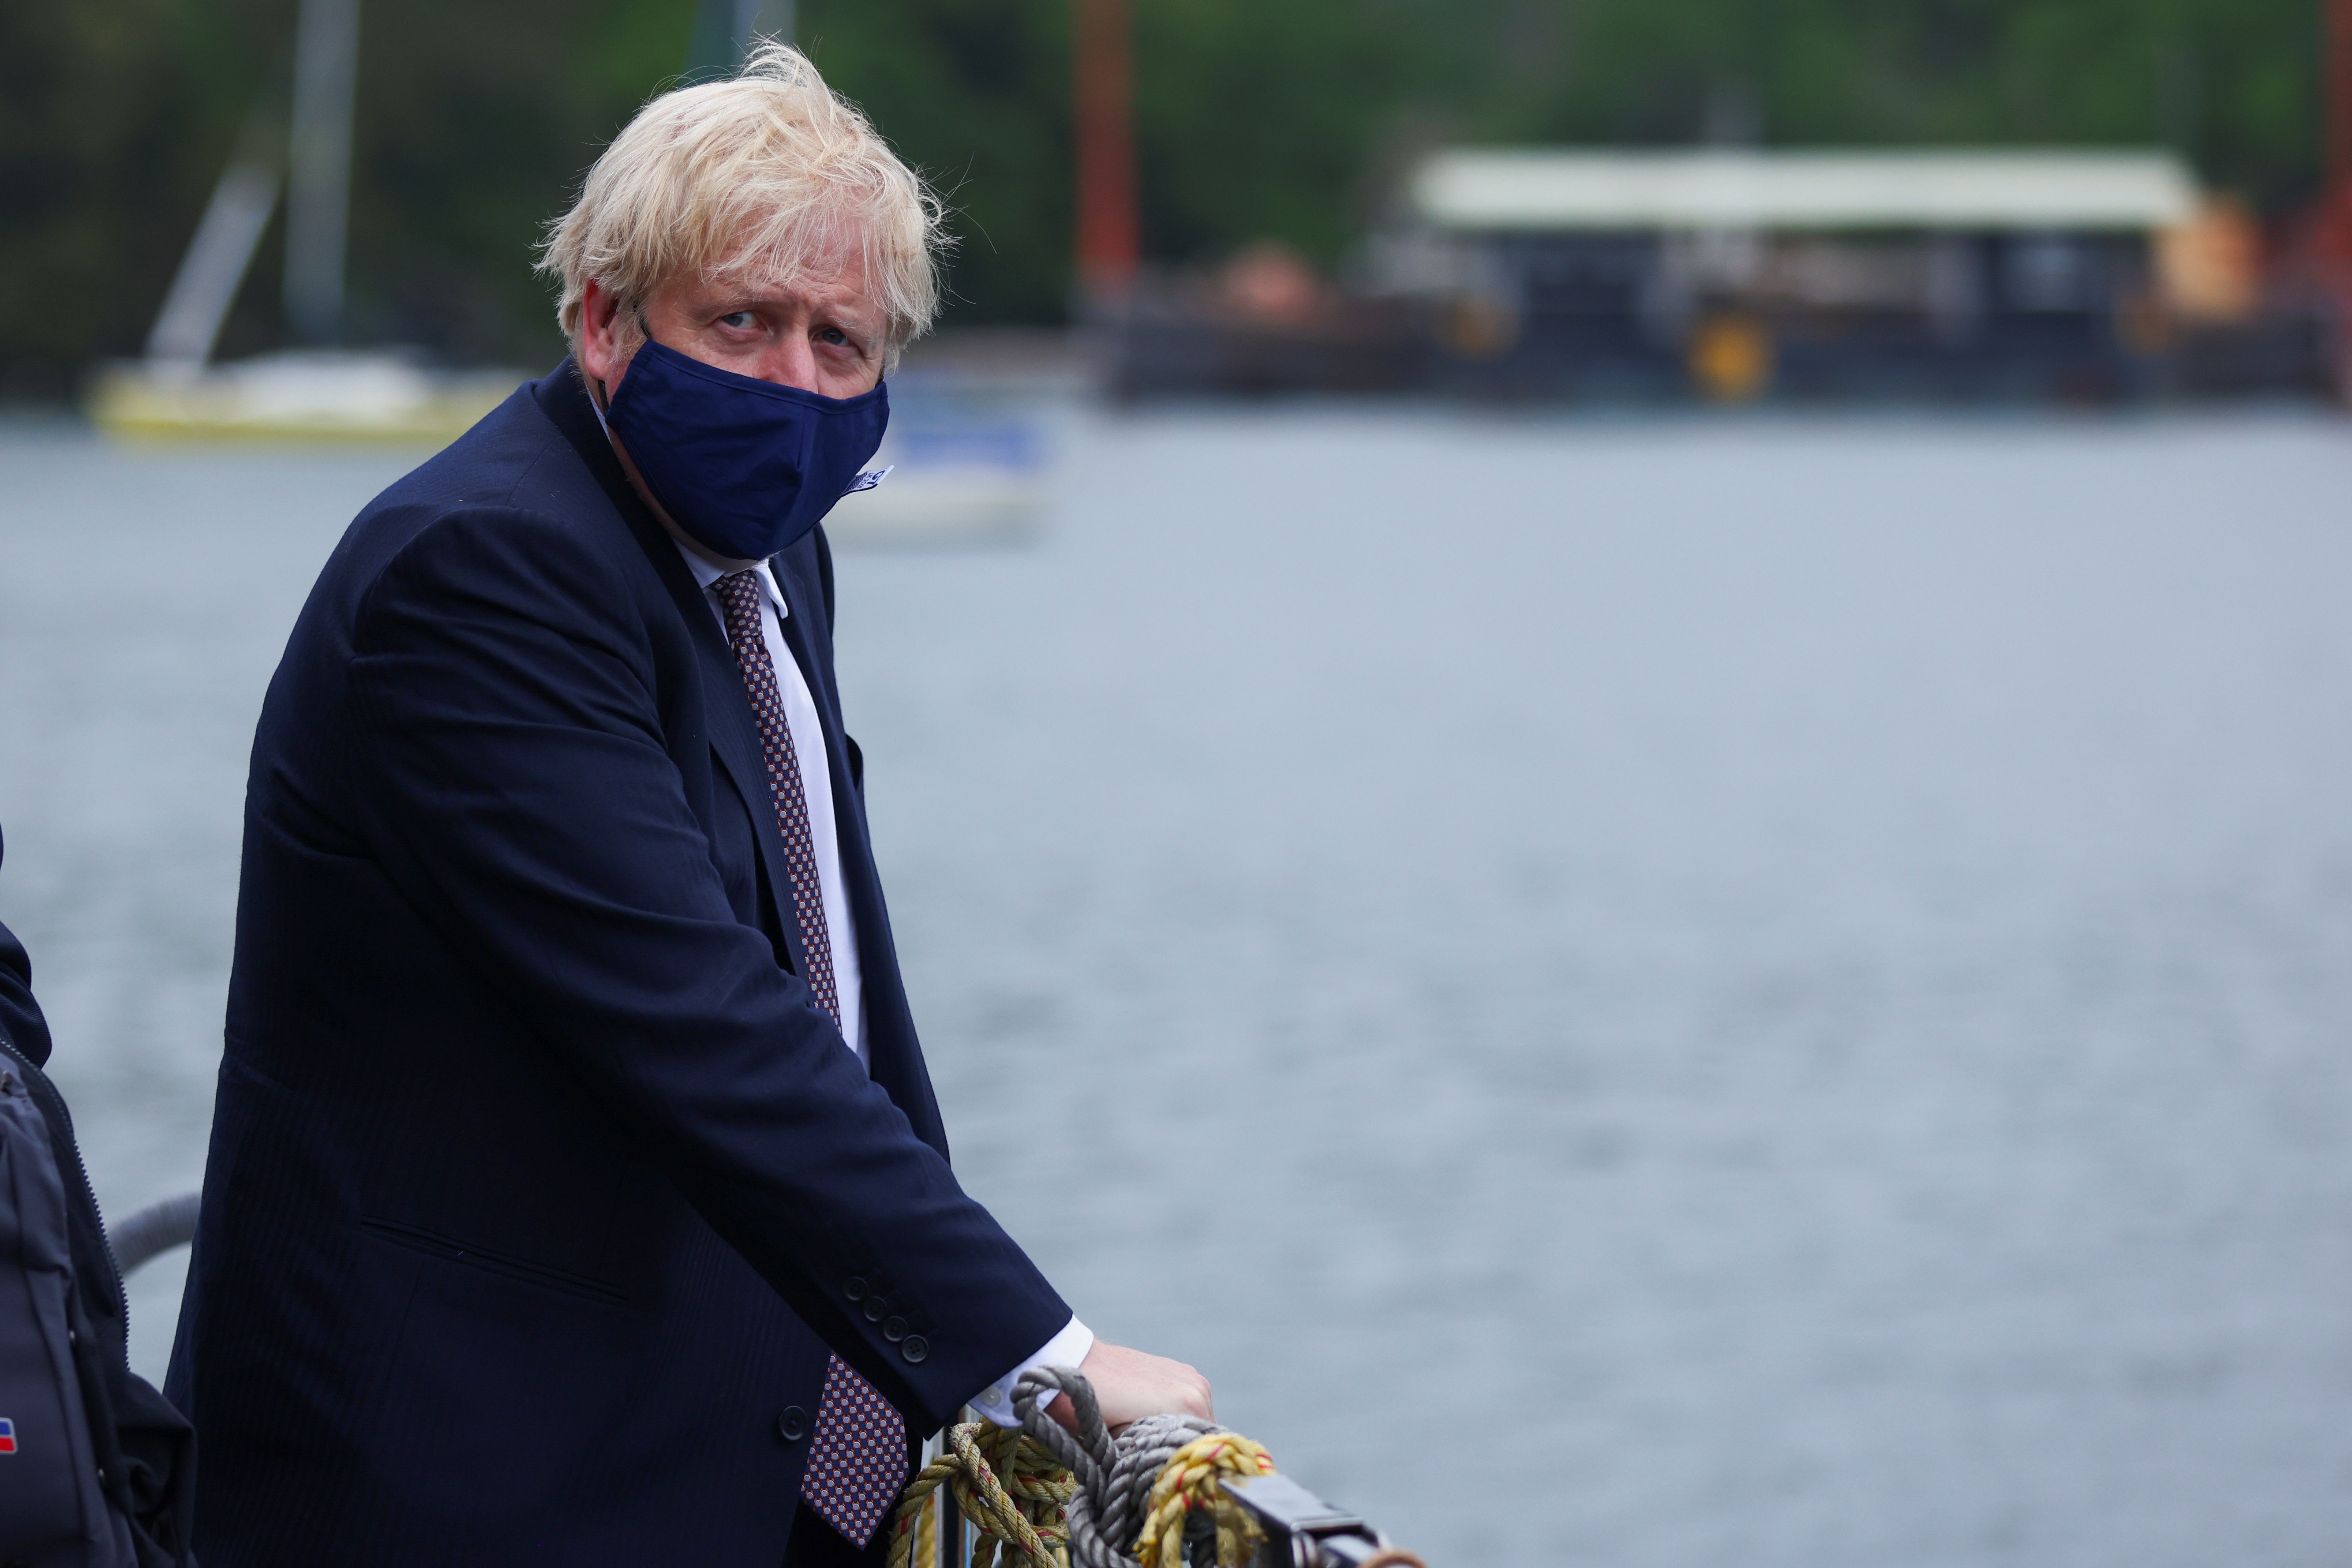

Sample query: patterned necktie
[712,569,907,1548]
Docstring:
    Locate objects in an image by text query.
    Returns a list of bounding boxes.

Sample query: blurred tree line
[0,0,2324,396]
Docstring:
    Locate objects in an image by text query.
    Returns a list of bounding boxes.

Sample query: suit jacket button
[863,1298,886,1323]
[900,1335,928,1364]
[883,1316,907,1342]
[778,1406,808,1442]
[844,1277,868,1302]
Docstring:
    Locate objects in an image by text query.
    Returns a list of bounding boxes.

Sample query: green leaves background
[0,0,2323,395]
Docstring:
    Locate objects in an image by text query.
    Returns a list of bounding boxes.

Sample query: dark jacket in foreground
[167,363,1068,1565]
[0,831,198,1566]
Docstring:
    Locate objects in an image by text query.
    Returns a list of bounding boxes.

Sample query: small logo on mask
[0,1417,16,1452]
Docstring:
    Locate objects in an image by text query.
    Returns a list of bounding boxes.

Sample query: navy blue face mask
[603,336,888,561]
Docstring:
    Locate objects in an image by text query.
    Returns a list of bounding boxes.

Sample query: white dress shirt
[672,540,1092,1423]
[675,547,867,1060]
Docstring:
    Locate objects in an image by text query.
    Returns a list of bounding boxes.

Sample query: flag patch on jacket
[0,1417,16,1453]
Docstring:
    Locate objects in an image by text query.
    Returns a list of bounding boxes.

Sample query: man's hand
[1049,1340,1212,1433]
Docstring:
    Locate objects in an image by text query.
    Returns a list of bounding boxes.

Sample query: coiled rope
[888,1419,1073,1568]
[1132,1431,1279,1568]
[885,1366,1277,1568]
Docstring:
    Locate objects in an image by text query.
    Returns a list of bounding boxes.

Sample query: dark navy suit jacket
[166,363,1069,1565]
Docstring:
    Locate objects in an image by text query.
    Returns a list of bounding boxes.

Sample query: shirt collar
[672,538,788,621]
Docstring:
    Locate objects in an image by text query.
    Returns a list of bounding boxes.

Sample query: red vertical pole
[1072,0,1139,300]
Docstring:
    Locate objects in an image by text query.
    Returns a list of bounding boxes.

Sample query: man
[167,45,1207,1565]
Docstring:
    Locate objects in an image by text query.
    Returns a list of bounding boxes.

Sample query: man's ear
[577,278,629,393]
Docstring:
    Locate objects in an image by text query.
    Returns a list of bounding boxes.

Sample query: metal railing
[108,1191,201,1276]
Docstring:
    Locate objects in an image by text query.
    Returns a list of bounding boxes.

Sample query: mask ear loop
[584,302,655,436]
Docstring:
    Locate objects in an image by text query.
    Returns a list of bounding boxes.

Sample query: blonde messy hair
[538,43,944,360]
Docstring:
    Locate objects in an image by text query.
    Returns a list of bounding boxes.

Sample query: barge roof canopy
[1411,150,2199,233]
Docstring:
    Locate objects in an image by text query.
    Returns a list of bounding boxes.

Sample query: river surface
[0,404,2348,1566]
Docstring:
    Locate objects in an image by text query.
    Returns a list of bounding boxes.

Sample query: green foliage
[344,0,695,363]
[0,0,277,397]
[1129,0,1435,265]
[799,0,1074,323]
[0,0,689,396]
[1457,0,2320,205]
[0,0,2330,392]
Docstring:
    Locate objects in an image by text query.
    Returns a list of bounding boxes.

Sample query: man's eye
[718,311,757,330]
[816,327,850,348]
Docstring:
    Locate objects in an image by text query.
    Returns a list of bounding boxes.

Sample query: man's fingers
[1073,1340,1214,1429]
[1029,1342,1213,1432]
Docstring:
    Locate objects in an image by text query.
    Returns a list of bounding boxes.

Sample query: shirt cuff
[965,1314,1094,1428]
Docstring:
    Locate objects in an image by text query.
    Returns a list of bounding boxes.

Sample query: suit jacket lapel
[620,524,814,990]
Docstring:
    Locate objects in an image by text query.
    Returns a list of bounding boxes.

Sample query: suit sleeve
[342,507,1067,1427]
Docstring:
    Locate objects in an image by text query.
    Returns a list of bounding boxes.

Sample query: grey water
[1,406,2349,1566]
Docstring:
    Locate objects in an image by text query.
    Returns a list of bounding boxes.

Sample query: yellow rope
[888,1420,1282,1568]
[1132,1433,1278,1568]
[888,1422,1076,1568]
[913,1478,937,1568]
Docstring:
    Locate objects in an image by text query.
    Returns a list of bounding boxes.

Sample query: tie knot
[712,569,765,646]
